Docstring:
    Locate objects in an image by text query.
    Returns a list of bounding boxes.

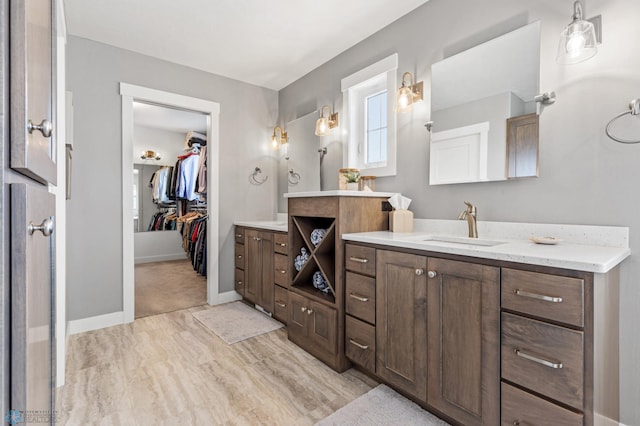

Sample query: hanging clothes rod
[606,98,640,144]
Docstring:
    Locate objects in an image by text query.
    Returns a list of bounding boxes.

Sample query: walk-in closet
[132,102,209,318]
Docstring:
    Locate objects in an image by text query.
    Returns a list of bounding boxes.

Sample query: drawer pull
[349,339,369,350]
[276,302,287,308]
[349,256,368,264]
[253,236,262,241]
[237,255,243,259]
[278,269,287,274]
[278,242,287,247]
[235,234,243,238]
[349,293,369,302]
[514,348,563,369]
[515,289,563,303]
[236,280,243,285]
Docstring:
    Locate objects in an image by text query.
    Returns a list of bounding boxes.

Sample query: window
[342,54,397,177]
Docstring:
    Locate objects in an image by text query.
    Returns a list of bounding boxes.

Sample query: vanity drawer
[501,312,584,410]
[501,382,583,426]
[345,315,375,372]
[234,243,245,269]
[234,227,246,244]
[274,253,289,287]
[345,271,375,324]
[234,268,245,296]
[274,232,288,255]
[274,285,289,324]
[345,244,375,276]
[502,268,584,327]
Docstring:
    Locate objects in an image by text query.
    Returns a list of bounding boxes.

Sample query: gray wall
[66,36,279,321]
[277,0,640,423]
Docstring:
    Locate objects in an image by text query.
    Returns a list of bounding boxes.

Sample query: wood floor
[56,305,377,425]
[135,259,207,318]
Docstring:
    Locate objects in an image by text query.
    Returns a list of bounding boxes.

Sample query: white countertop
[284,190,397,198]
[234,220,287,232]
[342,221,631,273]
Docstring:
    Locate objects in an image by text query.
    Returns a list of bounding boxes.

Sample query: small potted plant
[343,170,360,190]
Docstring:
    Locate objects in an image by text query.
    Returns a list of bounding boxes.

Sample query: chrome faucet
[458,201,478,238]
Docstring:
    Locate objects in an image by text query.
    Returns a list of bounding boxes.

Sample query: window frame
[341,53,398,177]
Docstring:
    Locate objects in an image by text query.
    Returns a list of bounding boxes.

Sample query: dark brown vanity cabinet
[234,227,246,296]
[245,228,274,311]
[427,258,500,426]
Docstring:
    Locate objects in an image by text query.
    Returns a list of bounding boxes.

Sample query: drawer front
[274,253,289,287]
[234,268,245,296]
[345,271,375,324]
[235,227,245,244]
[273,232,288,255]
[345,244,376,276]
[501,313,584,409]
[273,285,289,324]
[502,268,584,327]
[234,243,245,269]
[345,315,376,372]
[501,382,583,426]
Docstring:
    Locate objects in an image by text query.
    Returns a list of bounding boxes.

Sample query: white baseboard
[595,413,622,426]
[66,311,124,335]
[134,254,186,264]
[215,290,243,305]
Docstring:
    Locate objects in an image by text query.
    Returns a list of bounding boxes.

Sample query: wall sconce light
[271,126,288,148]
[140,150,161,160]
[556,0,602,65]
[395,71,424,113]
[315,105,339,136]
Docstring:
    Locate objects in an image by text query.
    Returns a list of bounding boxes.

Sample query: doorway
[120,83,220,323]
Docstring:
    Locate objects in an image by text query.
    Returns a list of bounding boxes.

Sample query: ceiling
[63,0,430,91]
[133,102,208,134]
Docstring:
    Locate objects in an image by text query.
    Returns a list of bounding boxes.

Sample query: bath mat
[316,384,450,426]
[192,301,283,344]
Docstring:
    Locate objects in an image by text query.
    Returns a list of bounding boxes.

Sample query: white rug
[192,302,283,344]
[316,384,451,426]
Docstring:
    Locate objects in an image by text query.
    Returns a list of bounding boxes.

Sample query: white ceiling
[133,102,208,134]
[63,0,430,91]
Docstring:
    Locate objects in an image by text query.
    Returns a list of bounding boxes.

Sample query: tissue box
[389,209,414,233]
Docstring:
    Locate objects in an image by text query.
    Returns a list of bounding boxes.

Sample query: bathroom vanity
[342,221,629,426]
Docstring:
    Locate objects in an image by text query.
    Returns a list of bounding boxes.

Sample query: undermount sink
[420,235,507,247]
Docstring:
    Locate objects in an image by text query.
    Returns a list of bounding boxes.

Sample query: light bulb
[271,135,278,148]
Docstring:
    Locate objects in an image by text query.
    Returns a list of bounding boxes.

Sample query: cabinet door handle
[253,236,262,241]
[514,348,563,369]
[236,280,243,286]
[307,309,314,316]
[349,339,369,350]
[235,234,243,238]
[301,306,307,312]
[414,268,424,276]
[514,289,563,303]
[427,270,436,278]
[276,302,287,308]
[349,293,369,302]
[349,256,368,264]
[237,255,242,259]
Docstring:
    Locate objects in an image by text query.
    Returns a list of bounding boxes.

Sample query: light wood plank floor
[56,305,377,425]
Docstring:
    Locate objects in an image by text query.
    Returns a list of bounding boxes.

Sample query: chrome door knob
[427,270,437,278]
[27,119,53,138]
[28,218,54,237]
[415,268,424,276]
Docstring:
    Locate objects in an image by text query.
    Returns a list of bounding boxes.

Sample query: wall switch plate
[381,201,392,211]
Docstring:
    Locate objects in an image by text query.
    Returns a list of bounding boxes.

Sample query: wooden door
[244,229,260,304]
[11,184,55,419]
[10,0,57,184]
[427,258,500,425]
[376,250,427,402]
[288,292,308,338]
[258,231,274,312]
[309,301,337,356]
[507,113,539,179]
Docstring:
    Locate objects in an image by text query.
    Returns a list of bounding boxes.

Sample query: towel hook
[249,167,268,185]
[606,98,640,144]
[288,169,301,185]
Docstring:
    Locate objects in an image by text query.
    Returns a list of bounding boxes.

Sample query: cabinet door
[258,231,274,312]
[244,229,260,304]
[309,301,337,356]
[288,291,308,337]
[427,258,500,426]
[376,250,427,402]
[10,0,57,185]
